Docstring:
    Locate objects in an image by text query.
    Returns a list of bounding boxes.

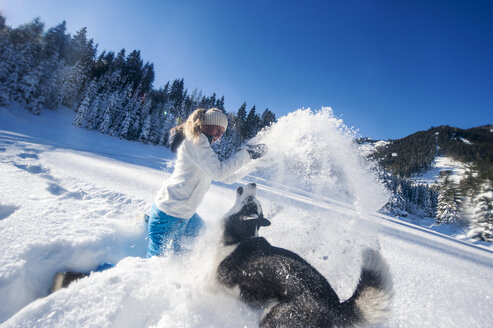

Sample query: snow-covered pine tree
[98,91,120,134]
[147,110,161,144]
[168,78,185,118]
[182,90,196,118]
[60,61,87,108]
[234,102,247,141]
[119,92,138,139]
[85,92,105,130]
[43,21,69,60]
[66,27,96,68]
[389,183,406,214]
[216,95,225,111]
[73,92,91,127]
[40,55,66,109]
[245,105,260,140]
[158,112,176,146]
[259,108,276,130]
[0,33,15,106]
[138,113,152,142]
[41,22,70,109]
[108,87,128,136]
[18,60,45,114]
[468,184,493,242]
[131,98,151,140]
[5,19,44,104]
[436,174,462,224]
[124,50,144,91]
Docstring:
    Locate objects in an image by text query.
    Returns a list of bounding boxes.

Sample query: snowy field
[411,156,468,185]
[1,105,492,327]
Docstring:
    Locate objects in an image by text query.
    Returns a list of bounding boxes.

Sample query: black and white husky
[217,183,394,328]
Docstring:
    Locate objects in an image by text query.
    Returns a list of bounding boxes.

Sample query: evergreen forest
[0,16,276,160]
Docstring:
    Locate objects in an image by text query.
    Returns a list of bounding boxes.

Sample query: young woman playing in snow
[147,108,266,257]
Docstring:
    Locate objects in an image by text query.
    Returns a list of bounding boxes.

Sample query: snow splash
[251,107,389,215]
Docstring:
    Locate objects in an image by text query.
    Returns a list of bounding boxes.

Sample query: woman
[147,108,265,257]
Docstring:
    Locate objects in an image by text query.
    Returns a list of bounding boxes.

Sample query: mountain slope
[370,125,493,181]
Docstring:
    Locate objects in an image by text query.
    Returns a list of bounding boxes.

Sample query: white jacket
[154,133,251,219]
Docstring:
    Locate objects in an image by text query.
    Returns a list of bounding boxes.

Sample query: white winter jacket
[154,133,251,219]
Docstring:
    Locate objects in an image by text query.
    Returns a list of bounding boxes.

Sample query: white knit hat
[204,108,228,130]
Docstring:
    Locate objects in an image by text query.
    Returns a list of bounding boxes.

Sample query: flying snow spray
[249,107,389,215]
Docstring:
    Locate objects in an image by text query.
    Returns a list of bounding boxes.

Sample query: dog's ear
[257,218,271,227]
[237,186,244,196]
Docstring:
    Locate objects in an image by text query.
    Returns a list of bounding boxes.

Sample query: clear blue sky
[1,0,492,139]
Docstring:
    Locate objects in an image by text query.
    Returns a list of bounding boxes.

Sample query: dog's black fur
[217,183,394,328]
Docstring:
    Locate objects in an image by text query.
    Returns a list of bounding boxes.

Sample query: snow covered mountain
[361,125,493,242]
[1,105,492,327]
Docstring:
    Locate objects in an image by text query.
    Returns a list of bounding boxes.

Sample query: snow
[459,137,473,145]
[375,140,390,148]
[1,105,493,327]
[411,156,468,185]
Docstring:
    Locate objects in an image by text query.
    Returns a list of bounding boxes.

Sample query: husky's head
[222,183,271,245]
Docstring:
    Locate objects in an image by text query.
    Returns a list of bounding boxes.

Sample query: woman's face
[202,125,225,143]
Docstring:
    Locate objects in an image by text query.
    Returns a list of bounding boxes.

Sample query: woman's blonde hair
[171,108,207,143]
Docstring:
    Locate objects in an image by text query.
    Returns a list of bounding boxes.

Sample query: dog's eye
[237,187,244,195]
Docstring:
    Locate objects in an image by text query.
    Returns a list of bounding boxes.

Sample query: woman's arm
[185,134,251,183]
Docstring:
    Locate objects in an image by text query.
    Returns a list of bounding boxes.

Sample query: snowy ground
[411,156,468,185]
[1,105,492,327]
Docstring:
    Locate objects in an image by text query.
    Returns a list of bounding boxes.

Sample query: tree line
[0,16,276,156]
[369,125,493,242]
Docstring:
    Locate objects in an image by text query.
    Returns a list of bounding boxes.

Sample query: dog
[216,183,394,327]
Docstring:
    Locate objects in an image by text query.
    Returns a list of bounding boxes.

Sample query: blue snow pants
[146,204,204,257]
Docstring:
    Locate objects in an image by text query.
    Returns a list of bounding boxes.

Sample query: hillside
[370,125,493,181]
[363,125,493,242]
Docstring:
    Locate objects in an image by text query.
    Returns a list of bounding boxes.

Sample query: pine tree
[148,111,162,144]
[73,93,91,127]
[245,105,260,140]
[158,112,176,145]
[98,91,120,134]
[18,61,45,114]
[66,27,96,67]
[119,98,135,138]
[469,184,493,242]
[43,21,69,60]
[236,102,247,141]
[169,78,185,118]
[140,62,155,92]
[60,61,86,108]
[0,32,15,105]
[259,108,276,130]
[139,113,152,142]
[85,93,104,129]
[130,99,148,140]
[216,95,225,111]
[436,174,462,224]
[41,54,66,109]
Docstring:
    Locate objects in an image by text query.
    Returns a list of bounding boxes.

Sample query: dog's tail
[335,248,394,327]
